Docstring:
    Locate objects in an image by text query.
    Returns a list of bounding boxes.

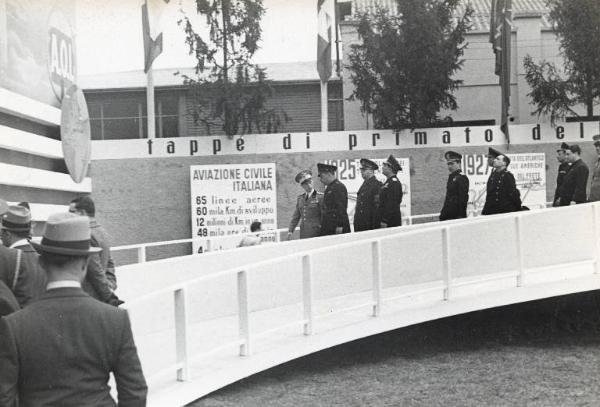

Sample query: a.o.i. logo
[47,8,75,103]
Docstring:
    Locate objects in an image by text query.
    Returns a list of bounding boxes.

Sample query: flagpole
[146,67,156,139]
[320,80,328,132]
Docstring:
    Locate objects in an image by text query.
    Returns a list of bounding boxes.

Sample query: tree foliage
[524,0,600,123]
[179,0,288,136]
[346,0,473,130]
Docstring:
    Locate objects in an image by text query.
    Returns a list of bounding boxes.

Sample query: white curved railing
[118,202,600,405]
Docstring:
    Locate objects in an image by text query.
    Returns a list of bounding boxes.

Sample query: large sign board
[461,153,546,216]
[1,0,76,107]
[323,157,411,223]
[190,163,277,253]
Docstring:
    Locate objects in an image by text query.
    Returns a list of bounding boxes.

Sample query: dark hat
[497,154,511,166]
[359,158,378,171]
[557,142,570,152]
[317,163,337,174]
[444,151,462,161]
[382,155,401,173]
[31,212,101,256]
[487,147,502,158]
[295,170,312,184]
[1,205,31,233]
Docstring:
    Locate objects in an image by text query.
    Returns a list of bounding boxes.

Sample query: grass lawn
[189,291,600,406]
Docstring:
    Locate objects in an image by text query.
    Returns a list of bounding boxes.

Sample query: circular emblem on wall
[47,7,76,103]
[61,85,91,183]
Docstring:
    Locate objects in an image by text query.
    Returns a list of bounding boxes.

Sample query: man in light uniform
[287,170,323,239]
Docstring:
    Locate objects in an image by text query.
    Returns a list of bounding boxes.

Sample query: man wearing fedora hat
[317,163,350,235]
[589,136,600,201]
[482,154,522,215]
[553,142,572,206]
[0,201,30,310]
[354,158,383,232]
[287,170,323,239]
[377,155,403,228]
[1,205,46,307]
[0,212,147,406]
[440,151,469,221]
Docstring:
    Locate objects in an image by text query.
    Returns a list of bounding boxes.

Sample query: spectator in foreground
[238,221,263,247]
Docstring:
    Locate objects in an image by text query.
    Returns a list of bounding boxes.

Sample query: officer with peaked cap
[440,151,470,221]
[589,136,600,201]
[553,142,571,206]
[0,200,19,316]
[487,147,502,168]
[482,153,522,215]
[0,212,147,406]
[377,155,403,227]
[354,158,383,232]
[0,205,46,307]
[317,162,350,235]
[287,170,324,239]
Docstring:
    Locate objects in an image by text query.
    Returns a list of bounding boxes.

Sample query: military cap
[487,147,502,158]
[359,158,379,171]
[557,142,570,152]
[1,205,31,232]
[444,151,462,161]
[317,162,337,174]
[383,155,402,173]
[593,134,600,146]
[295,170,312,184]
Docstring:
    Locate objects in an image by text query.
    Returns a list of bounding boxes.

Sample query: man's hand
[380,222,387,228]
[287,232,293,241]
[335,226,343,234]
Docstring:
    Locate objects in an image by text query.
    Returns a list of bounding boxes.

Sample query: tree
[346,0,473,130]
[179,0,288,136]
[524,0,600,124]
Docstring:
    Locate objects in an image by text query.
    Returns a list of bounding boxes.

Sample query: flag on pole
[489,0,512,143]
[317,0,332,83]
[142,0,170,73]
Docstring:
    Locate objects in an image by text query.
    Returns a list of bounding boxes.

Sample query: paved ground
[189,291,600,406]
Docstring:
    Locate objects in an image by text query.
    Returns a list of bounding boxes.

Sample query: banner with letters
[323,157,411,224]
[460,153,546,216]
[189,163,277,253]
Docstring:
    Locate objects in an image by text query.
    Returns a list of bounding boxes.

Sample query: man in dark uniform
[287,170,324,239]
[377,155,403,227]
[317,163,350,235]
[353,158,382,232]
[557,144,589,206]
[553,142,571,206]
[482,153,522,215]
[440,151,469,221]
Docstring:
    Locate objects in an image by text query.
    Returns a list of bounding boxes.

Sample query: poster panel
[190,163,277,253]
[461,153,546,216]
[323,157,411,224]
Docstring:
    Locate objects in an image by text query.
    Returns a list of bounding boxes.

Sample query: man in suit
[557,144,589,206]
[0,212,147,406]
[317,163,350,235]
[69,196,122,305]
[481,154,522,215]
[440,151,470,221]
[377,155,403,228]
[553,142,572,206]
[0,205,46,306]
[0,200,28,309]
[287,170,323,239]
[354,158,382,232]
[589,136,600,202]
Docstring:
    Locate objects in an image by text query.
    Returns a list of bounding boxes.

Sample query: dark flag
[489,0,512,144]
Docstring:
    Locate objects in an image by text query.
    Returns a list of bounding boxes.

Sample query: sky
[75,0,329,75]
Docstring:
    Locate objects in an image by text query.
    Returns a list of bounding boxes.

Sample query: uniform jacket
[320,179,351,235]
[557,159,589,205]
[440,170,469,221]
[0,245,27,308]
[0,287,147,407]
[553,162,571,204]
[288,190,323,238]
[481,169,522,215]
[0,281,18,317]
[353,176,382,232]
[589,158,600,202]
[11,241,46,307]
[377,176,403,227]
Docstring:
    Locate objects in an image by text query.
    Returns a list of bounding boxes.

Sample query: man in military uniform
[440,151,469,221]
[481,153,522,215]
[317,163,350,235]
[287,170,323,239]
[377,155,403,227]
[553,142,571,206]
[353,158,382,232]
[557,144,589,206]
[589,137,600,202]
